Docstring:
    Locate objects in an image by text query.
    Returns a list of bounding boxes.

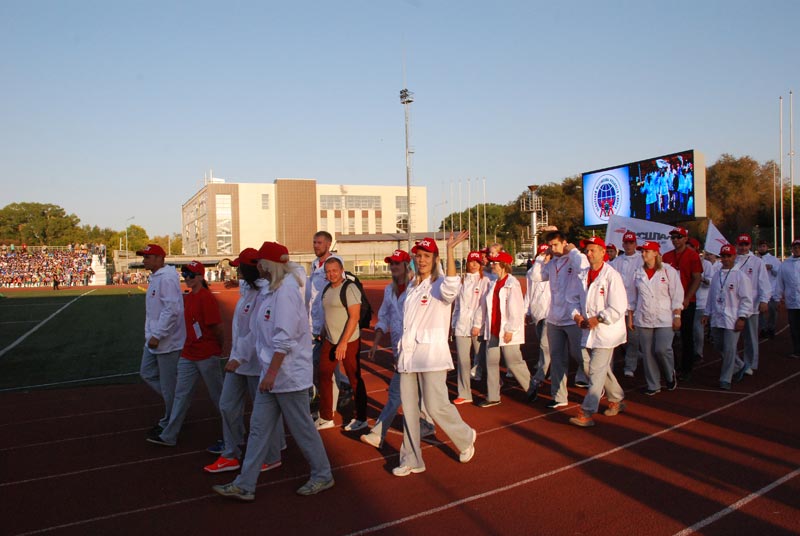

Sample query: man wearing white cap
[137,244,185,438]
[733,233,771,376]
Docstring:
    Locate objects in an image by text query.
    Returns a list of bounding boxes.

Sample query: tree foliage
[0,202,81,245]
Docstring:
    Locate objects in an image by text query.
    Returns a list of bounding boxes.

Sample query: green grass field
[0,287,147,391]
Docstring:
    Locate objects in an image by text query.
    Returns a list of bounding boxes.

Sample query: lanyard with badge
[717,269,732,307]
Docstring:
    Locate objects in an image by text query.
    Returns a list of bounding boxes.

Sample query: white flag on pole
[704,220,730,256]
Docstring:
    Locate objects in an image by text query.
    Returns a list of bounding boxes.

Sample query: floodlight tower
[400,88,414,252]
[520,185,548,253]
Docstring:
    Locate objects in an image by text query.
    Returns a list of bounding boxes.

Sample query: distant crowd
[0,246,99,288]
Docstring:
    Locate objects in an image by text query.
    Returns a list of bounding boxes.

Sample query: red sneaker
[204,456,241,473]
[260,460,283,472]
[453,397,473,405]
[569,410,596,427]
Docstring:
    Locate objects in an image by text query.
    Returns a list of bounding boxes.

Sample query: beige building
[182,176,428,256]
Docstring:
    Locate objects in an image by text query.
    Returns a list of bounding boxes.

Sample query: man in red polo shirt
[662,227,703,381]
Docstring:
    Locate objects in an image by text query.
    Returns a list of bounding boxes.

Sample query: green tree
[0,202,81,245]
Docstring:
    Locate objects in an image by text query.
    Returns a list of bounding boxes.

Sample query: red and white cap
[622,231,637,243]
[412,238,439,255]
[384,249,411,264]
[580,236,606,249]
[183,260,205,275]
[136,244,166,257]
[467,251,483,262]
[736,234,752,245]
[720,244,736,256]
[231,247,259,267]
[258,241,289,263]
[488,251,514,264]
[537,243,550,254]
[636,241,661,252]
[670,227,689,237]
[606,244,617,251]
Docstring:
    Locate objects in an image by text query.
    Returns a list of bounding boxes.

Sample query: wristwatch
[596,312,606,324]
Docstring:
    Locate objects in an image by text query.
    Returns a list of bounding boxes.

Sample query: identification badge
[193,321,202,339]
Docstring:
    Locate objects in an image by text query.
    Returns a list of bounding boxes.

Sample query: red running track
[1,280,799,535]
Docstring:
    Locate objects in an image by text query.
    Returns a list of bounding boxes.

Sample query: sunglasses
[669,236,685,240]
[182,272,199,280]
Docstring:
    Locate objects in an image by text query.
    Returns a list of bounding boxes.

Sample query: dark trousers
[677,302,696,375]
[788,309,800,355]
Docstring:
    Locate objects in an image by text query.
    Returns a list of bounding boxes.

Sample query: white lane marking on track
[12,371,800,535]
[0,289,96,359]
[0,372,140,394]
[672,467,800,536]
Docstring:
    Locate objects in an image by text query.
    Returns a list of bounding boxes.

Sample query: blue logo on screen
[592,174,621,221]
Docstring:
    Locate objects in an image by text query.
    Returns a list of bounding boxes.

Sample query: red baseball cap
[636,241,661,252]
[670,227,689,237]
[183,260,205,275]
[720,244,736,256]
[606,244,617,251]
[537,244,550,254]
[136,244,166,257]
[231,247,259,267]
[384,249,411,264]
[488,251,514,264]
[622,231,637,243]
[736,234,752,245]
[258,241,289,263]
[412,237,439,255]
[580,236,606,249]
[688,238,701,250]
[467,251,483,262]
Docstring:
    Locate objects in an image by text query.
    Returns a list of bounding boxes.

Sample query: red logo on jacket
[420,294,429,305]
[265,308,271,320]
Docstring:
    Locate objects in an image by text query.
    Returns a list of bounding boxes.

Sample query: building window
[216,194,233,255]
[261,194,270,210]
[320,195,343,210]
[361,211,369,234]
[395,196,409,232]
[348,210,355,234]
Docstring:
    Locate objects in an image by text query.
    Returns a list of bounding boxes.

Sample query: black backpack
[322,271,373,330]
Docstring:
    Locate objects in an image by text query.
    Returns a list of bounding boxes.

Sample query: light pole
[125,216,134,272]
[400,88,414,252]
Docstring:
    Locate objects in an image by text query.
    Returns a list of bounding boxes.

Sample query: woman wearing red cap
[148,260,224,447]
[393,231,477,477]
[628,241,684,396]
[472,249,533,407]
[451,250,490,404]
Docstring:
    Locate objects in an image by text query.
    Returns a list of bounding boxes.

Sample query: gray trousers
[546,323,589,404]
[485,337,531,401]
[741,313,760,371]
[234,389,332,493]
[454,335,480,400]
[219,372,284,461]
[693,308,706,358]
[759,300,778,333]
[638,327,676,391]
[580,347,624,414]
[531,320,551,386]
[160,357,224,445]
[623,324,642,373]
[712,327,743,384]
[399,371,473,470]
[139,348,180,428]
[370,372,435,440]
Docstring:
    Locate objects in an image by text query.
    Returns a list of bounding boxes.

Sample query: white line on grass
[0,289,96,359]
[13,371,800,535]
[672,467,800,536]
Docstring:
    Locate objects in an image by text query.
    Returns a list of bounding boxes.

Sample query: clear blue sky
[2,0,798,238]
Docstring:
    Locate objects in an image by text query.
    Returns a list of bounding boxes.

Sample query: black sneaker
[666,372,678,391]
[146,433,175,447]
[207,439,225,455]
[545,400,568,409]
[642,388,660,396]
[574,380,589,388]
[526,384,539,403]
[477,399,501,408]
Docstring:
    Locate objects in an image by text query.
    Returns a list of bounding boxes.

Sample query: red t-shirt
[490,275,508,338]
[182,287,222,360]
[662,247,702,302]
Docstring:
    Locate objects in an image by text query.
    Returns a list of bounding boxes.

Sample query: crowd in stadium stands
[0,245,99,288]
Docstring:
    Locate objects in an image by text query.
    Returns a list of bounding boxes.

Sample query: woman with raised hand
[393,232,477,477]
[213,242,333,502]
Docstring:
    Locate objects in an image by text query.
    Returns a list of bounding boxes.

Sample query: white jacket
[397,275,460,373]
[524,262,551,322]
[695,258,718,310]
[305,256,328,335]
[144,265,186,354]
[572,262,628,349]
[776,256,800,309]
[705,269,753,329]
[474,275,525,346]
[452,272,490,336]
[529,248,587,326]
[757,252,781,296]
[734,252,772,314]
[255,274,313,393]
[373,282,408,354]
[229,279,267,377]
[610,253,641,302]
[629,264,684,328]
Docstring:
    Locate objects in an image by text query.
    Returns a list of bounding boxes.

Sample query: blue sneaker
[207,439,225,455]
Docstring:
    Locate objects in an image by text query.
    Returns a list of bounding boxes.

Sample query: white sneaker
[392,465,426,477]
[459,428,477,463]
[624,370,634,378]
[344,418,368,432]
[314,417,335,430]
[360,431,383,449]
[505,370,514,378]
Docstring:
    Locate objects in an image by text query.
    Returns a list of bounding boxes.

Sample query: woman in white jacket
[472,250,533,407]
[214,241,333,502]
[628,241,684,396]
[393,232,477,477]
[451,250,490,404]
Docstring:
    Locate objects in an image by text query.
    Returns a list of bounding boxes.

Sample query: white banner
[604,215,676,253]
[704,220,730,256]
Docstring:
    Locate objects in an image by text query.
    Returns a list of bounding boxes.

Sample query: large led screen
[582,150,706,227]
